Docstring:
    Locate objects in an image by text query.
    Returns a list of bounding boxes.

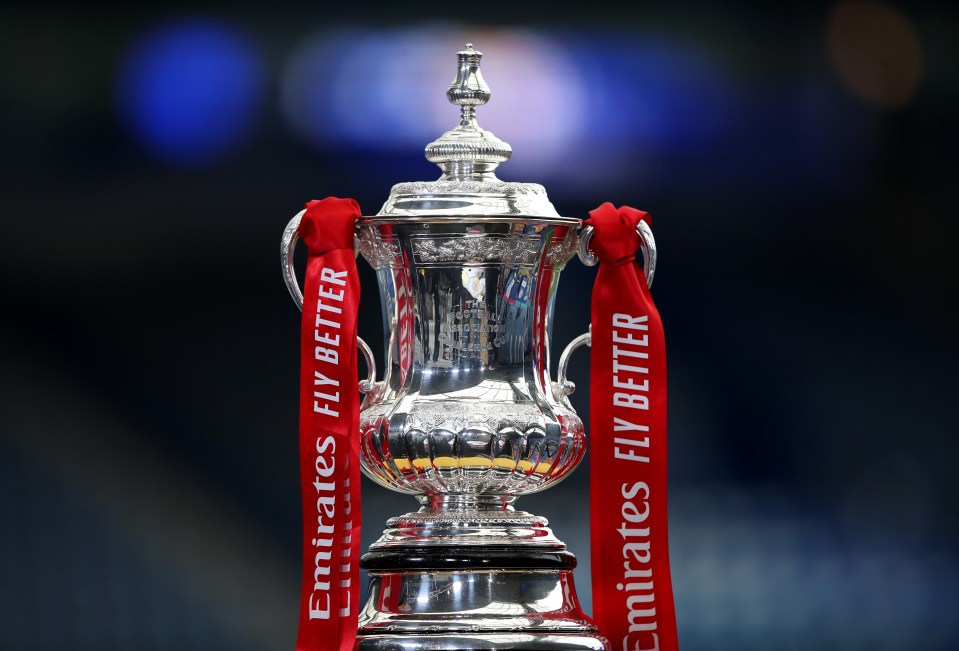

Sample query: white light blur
[280,25,587,178]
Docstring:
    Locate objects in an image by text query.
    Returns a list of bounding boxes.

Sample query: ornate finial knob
[425,44,512,182]
[447,44,491,109]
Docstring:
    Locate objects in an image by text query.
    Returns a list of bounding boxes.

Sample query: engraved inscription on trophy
[438,296,507,362]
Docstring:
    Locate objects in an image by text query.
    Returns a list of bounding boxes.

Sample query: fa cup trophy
[281,44,676,651]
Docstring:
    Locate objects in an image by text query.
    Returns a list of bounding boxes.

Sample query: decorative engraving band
[411,235,540,265]
[545,233,580,267]
[388,180,549,196]
[387,511,547,526]
[357,229,403,269]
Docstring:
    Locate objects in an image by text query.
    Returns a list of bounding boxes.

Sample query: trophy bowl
[355,211,586,501]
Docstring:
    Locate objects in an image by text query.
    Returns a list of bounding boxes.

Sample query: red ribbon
[588,202,678,651]
[296,197,363,651]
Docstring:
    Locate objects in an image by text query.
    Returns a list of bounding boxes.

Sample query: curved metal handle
[551,325,591,406]
[281,210,307,308]
[576,221,657,288]
[281,211,377,394]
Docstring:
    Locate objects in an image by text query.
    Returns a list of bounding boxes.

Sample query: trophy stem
[417,493,516,513]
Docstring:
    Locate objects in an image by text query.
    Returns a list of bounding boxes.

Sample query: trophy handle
[552,325,591,406]
[553,221,658,404]
[576,220,657,288]
[282,210,378,394]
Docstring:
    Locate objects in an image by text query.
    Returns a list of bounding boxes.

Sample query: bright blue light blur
[116,19,264,166]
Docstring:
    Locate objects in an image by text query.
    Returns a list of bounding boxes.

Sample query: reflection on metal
[359,569,591,633]
[284,44,617,650]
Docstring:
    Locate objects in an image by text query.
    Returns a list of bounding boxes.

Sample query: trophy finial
[425,44,512,181]
[447,43,491,114]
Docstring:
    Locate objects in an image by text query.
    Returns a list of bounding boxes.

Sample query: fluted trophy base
[356,497,609,651]
[356,633,608,651]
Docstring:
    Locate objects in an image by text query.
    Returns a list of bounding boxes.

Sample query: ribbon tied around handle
[293,198,363,651]
[585,202,679,651]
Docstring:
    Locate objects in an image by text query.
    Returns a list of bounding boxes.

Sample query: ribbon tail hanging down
[587,202,679,651]
[295,197,363,651]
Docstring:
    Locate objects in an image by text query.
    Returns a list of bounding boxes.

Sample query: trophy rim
[372,180,573,221]
[358,214,582,225]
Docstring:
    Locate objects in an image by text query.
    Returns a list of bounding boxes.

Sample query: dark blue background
[1,1,957,649]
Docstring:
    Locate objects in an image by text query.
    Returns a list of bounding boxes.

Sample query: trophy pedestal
[356,498,609,650]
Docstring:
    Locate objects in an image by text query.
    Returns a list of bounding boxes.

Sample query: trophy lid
[373,44,574,223]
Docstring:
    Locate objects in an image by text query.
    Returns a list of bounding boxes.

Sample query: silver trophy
[282,44,656,651]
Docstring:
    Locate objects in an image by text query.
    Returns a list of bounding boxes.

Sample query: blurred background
[1,1,957,649]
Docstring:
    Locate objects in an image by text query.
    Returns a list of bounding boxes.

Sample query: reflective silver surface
[356,633,608,651]
[359,569,593,633]
[282,44,640,651]
[356,217,585,502]
[377,181,567,219]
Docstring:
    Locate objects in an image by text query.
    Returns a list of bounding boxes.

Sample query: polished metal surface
[424,43,511,182]
[278,43,669,651]
[359,568,594,633]
[356,218,585,503]
[375,181,568,220]
[370,497,562,549]
[375,44,566,220]
[356,633,608,651]
[552,327,591,409]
